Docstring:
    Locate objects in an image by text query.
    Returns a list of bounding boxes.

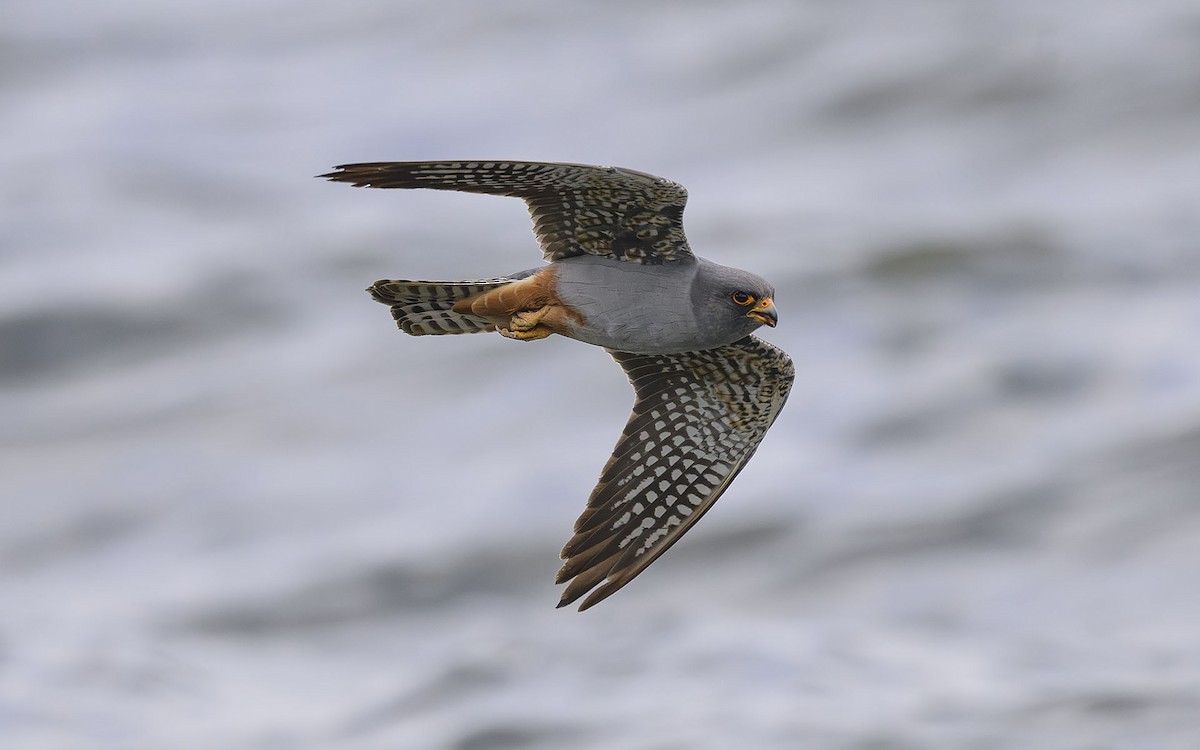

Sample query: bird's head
[728,288,778,328]
[692,261,779,345]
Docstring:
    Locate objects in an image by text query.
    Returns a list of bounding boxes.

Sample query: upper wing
[322,161,693,264]
[557,336,795,610]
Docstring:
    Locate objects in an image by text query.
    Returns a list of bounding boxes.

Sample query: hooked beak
[746,297,778,327]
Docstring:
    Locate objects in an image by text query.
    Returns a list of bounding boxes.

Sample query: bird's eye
[731,291,755,306]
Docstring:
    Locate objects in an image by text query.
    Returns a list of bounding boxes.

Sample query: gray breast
[551,255,703,354]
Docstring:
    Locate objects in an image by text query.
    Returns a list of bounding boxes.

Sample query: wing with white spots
[556,336,794,610]
[322,160,693,264]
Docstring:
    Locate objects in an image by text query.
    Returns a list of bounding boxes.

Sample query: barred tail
[368,278,514,336]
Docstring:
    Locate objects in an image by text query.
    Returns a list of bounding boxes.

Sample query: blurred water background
[4,1,1200,748]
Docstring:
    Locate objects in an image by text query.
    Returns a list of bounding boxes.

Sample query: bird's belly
[557,312,704,354]
[552,258,701,354]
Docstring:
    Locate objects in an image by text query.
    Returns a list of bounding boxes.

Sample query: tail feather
[368,278,513,336]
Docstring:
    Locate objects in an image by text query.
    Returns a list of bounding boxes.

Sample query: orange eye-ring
[731,291,755,306]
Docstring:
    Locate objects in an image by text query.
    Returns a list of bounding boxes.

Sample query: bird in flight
[323,161,794,610]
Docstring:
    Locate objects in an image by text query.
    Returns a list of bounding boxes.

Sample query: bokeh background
[4,2,1200,748]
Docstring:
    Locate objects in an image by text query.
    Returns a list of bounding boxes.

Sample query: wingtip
[555,573,627,612]
[321,164,383,185]
[318,166,354,182]
[555,594,597,612]
[554,576,597,612]
[576,584,618,611]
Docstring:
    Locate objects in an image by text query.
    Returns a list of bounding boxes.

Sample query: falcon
[323,161,794,610]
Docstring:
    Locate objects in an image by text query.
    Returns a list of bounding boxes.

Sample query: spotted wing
[556,336,794,610]
[322,160,692,264]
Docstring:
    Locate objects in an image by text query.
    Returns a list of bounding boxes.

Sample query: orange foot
[499,306,554,340]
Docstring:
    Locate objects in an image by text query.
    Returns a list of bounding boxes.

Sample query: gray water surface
[4,2,1200,748]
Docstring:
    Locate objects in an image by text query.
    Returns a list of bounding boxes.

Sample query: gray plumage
[551,255,774,354]
[326,160,794,610]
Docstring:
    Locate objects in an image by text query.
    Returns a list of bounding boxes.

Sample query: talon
[499,325,552,341]
[510,306,549,332]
